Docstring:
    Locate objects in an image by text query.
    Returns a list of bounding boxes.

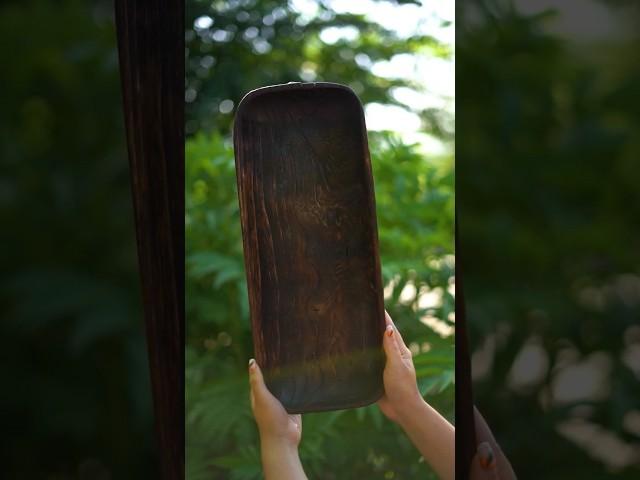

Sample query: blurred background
[185,0,454,478]
[0,0,156,478]
[458,0,640,478]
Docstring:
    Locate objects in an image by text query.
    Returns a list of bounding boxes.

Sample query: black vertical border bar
[456,219,477,479]
[114,1,185,478]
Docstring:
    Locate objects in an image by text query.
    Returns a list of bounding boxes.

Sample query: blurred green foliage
[186,132,454,480]
[185,0,454,478]
[0,0,155,478]
[185,0,452,140]
[458,1,640,478]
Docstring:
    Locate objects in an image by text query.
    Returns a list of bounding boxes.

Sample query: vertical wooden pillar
[114,1,184,478]
[456,220,477,479]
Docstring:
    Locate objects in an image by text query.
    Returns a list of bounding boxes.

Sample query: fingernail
[386,324,394,337]
[248,358,256,371]
[477,442,496,470]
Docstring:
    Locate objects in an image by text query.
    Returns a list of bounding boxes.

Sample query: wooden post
[456,220,477,478]
[114,1,184,478]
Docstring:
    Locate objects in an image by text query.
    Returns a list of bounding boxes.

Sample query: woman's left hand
[248,359,307,480]
[249,359,302,447]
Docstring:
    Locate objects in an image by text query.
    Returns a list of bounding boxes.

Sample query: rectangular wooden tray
[233,82,385,413]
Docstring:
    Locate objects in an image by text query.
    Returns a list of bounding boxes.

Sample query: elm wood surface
[234,82,386,413]
[114,0,184,478]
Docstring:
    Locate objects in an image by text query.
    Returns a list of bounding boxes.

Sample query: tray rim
[234,81,365,126]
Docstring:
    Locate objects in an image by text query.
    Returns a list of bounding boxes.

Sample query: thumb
[248,358,271,405]
[469,442,499,479]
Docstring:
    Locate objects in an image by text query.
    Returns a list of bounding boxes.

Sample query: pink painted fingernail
[386,325,394,337]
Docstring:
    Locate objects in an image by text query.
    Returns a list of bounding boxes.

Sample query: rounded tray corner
[234,82,363,129]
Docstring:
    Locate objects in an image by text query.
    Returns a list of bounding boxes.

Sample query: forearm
[398,398,455,480]
[260,435,308,480]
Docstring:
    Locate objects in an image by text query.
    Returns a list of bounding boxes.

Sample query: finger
[393,323,410,355]
[248,358,274,406]
[385,310,411,357]
[473,408,518,479]
[469,442,499,479]
[382,322,402,363]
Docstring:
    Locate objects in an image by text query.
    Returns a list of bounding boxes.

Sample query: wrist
[395,394,428,428]
[260,435,306,480]
[260,432,300,455]
[396,397,454,480]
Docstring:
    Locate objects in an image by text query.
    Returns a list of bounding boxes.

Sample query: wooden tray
[233,82,385,413]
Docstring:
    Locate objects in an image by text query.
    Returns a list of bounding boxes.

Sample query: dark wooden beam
[456,219,477,479]
[114,2,184,478]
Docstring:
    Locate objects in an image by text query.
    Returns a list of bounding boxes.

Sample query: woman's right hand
[377,310,455,480]
[377,311,424,424]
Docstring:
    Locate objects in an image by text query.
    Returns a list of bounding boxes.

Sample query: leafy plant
[185,1,454,477]
[185,131,454,479]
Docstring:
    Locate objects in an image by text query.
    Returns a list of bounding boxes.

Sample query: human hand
[249,358,302,447]
[377,311,424,425]
[377,311,455,480]
[249,359,307,480]
[469,408,517,479]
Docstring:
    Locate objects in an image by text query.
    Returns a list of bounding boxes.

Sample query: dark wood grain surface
[456,220,477,479]
[114,1,184,478]
[234,83,385,413]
